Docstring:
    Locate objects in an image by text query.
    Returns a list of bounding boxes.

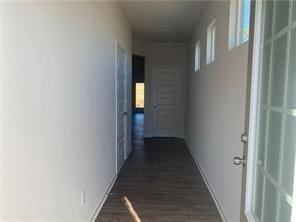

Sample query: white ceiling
[119,1,206,41]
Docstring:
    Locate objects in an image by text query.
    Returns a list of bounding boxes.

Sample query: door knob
[233,156,247,166]
[153,105,157,108]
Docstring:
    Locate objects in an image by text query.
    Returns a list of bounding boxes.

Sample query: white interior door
[151,67,181,137]
[245,1,296,221]
[116,44,127,172]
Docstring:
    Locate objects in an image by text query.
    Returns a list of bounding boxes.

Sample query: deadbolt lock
[241,133,248,144]
[233,156,247,166]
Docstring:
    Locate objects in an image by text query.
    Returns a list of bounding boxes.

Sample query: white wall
[132,39,188,137]
[0,2,132,221]
[184,1,249,222]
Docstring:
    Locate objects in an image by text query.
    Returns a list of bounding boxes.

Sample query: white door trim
[151,66,182,138]
[244,0,263,221]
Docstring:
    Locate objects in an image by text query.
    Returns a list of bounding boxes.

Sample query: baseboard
[125,147,132,160]
[88,174,117,222]
[143,133,152,138]
[177,133,184,139]
[144,132,184,139]
[185,141,229,222]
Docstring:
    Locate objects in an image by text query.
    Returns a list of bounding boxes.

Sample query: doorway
[132,55,145,143]
[132,55,145,114]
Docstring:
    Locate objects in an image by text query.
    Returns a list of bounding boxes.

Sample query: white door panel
[152,67,181,137]
[116,44,127,172]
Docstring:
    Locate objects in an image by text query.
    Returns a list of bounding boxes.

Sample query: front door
[151,67,181,137]
[240,0,296,221]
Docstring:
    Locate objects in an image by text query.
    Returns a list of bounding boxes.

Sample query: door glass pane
[293,0,296,21]
[281,115,296,196]
[266,111,282,181]
[270,34,287,107]
[263,179,278,222]
[260,45,271,105]
[253,167,264,221]
[257,109,267,162]
[264,1,274,41]
[274,0,289,33]
[278,196,292,222]
[287,28,296,109]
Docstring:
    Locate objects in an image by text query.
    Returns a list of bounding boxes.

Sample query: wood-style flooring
[96,113,222,222]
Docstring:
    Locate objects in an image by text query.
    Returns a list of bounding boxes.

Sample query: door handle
[153,105,157,108]
[233,156,247,166]
[123,111,128,116]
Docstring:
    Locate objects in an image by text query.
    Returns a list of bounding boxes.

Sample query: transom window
[229,0,251,49]
[195,41,201,72]
[206,20,216,65]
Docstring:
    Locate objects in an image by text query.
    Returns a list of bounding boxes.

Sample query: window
[241,0,251,42]
[229,0,251,49]
[206,20,216,65]
[195,41,201,71]
[135,83,144,108]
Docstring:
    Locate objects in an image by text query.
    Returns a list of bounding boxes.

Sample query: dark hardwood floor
[96,113,222,222]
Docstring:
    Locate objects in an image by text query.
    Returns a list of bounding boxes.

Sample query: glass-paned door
[250,0,296,221]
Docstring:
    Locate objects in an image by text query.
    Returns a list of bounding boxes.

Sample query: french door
[116,44,127,173]
[244,0,296,221]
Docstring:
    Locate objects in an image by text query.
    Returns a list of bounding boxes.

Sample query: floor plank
[96,113,222,222]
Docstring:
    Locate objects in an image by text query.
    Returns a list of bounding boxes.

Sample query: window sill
[228,40,249,52]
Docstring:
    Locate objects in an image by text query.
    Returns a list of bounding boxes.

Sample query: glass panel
[263,179,278,222]
[264,1,274,41]
[195,41,201,72]
[266,111,282,181]
[278,196,292,222]
[287,28,296,109]
[293,0,296,21]
[253,167,264,221]
[274,0,290,33]
[241,0,251,42]
[257,109,267,162]
[281,115,296,196]
[260,45,271,105]
[270,34,287,107]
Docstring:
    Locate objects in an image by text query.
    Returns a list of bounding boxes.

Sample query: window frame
[206,19,216,65]
[194,40,201,72]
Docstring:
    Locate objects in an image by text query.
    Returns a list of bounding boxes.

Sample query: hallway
[97,113,222,221]
[4,1,296,222]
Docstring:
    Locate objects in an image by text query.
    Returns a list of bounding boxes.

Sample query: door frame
[239,0,258,221]
[151,66,182,138]
[243,0,266,221]
[115,41,128,174]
